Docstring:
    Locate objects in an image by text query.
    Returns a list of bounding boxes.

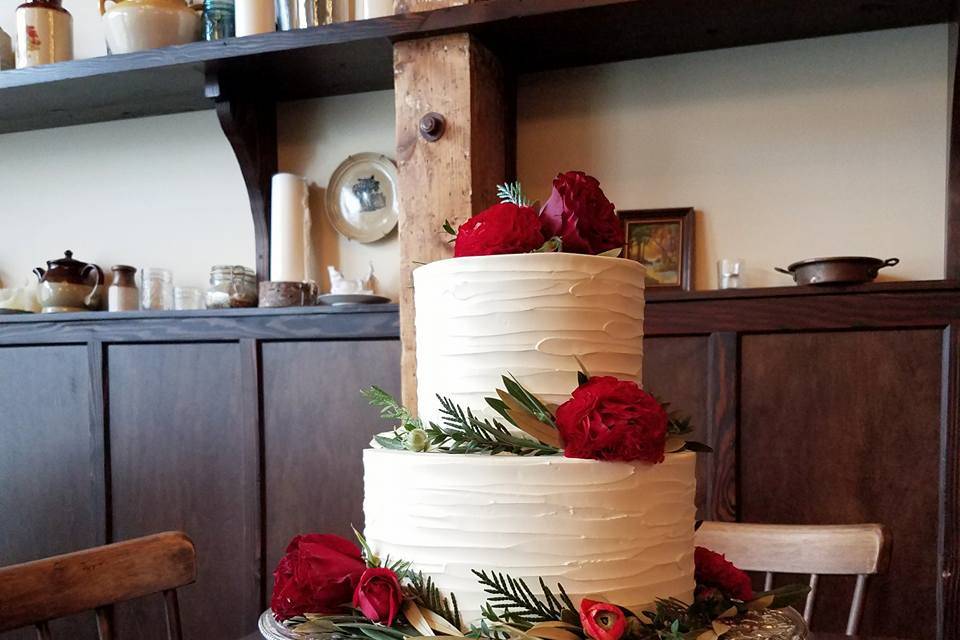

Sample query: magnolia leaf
[404,600,436,636]
[597,247,623,258]
[681,440,714,453]
[420,607,464,636]
[545,403,560,413]
[528,622,579,630]
[696,630,719,640]
[526,627,581,640]
[665,437,686,453]
[577,370,589,386]
[750,583,812,610]
[747,594,775,611]
[573,355,591,381]
[496,390,563,448]
[536,237,563,253]
[718,606,739,619]
[293,620,338,633]
[712,621,732,636]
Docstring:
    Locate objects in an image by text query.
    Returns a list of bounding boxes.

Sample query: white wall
[0,5,949,295]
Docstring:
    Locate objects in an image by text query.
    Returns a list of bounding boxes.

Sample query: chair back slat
[695,522,888,575]
[95,606,113,640]
[803,573,818,623]
[162,589,184,640]
[0,532,196,634]
[762,571,774,591]
[34,622,51,640]
[846,574,869,635]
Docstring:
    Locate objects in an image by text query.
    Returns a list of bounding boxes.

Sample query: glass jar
[141,268,173,311]
[174,286,205,310]
[206,265,257,308]
[203,0,235,40]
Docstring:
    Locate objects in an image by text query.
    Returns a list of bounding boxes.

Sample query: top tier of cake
[413,253,646,426]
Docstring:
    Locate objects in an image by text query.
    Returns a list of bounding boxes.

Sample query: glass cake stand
[257,608,808,640]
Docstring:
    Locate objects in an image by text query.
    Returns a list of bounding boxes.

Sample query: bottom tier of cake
[362,449,698,622]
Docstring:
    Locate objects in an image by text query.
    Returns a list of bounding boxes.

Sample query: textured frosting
[363,450,697,621]
[413,254,646,427]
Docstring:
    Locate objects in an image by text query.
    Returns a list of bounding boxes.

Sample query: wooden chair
[694,522,889,636]
[0,531,197,640]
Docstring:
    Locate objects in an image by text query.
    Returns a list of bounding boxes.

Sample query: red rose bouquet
[270,534,366,621]
[695,546,754,602]
[446,172,625,258]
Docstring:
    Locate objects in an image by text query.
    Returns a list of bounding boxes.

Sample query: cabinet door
[108,343,258,640]
[263,340,401,592]
[740,330,941,639]
[0,346,99,640]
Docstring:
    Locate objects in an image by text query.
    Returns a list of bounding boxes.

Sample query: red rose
[454,203,545,257]
[694,546,753,602]
[555,376,667,463]
[539,171,624,255]
[271,534,367,621]
[579,599,626,640]
[353,567,404,625]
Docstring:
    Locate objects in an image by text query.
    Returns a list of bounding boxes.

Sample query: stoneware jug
[15,0,73,68]
[33,250,105,313]
[101,0,200,54]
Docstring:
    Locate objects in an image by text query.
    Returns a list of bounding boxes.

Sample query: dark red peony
[271,534,367,621]
[539,171,624,255]
[579,598,627,640]
[353,567,404,625]
[694,546,754,602]
[555,376,667,463]
[454,203,545,257]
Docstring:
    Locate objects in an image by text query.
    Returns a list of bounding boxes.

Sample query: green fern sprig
[408,571,462,629]
[496,182,531,207]
[363,386,422,431]
[472,570,574,626]
[428,396,560,456]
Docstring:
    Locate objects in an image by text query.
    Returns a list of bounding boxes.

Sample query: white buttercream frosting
[362,449,697,622]
[413,253,646,428]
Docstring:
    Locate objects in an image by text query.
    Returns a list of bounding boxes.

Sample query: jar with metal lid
[206,265,257,308]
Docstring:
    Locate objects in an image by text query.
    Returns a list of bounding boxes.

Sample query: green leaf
[679,440,713,453]
[352,525,380,567]
[535,237,562,253]
[576,371,588,386]
[747,584,811,610]
[374,433,406,450]
[443,219,458,236]
[596,247,623,258]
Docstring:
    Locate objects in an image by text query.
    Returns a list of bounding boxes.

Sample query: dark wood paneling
[108,343,258,640]
[740,330,942,639]
[643,336,710,516]
[706,333,738,522]
[0,346,99,640]
[263,340,401,595]
[941,324,960,637]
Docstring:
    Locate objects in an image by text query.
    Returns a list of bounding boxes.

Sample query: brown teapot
[33,250,104,313]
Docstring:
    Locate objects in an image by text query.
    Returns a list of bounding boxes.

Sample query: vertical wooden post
[394,33,509,410]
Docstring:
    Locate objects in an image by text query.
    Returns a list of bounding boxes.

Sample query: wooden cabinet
[0,307,400,640]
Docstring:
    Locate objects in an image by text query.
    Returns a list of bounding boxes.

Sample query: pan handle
[774,267,792,275]
[880,258,900,269]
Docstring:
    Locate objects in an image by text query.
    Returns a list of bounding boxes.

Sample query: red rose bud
[353,567,404,625]
[555,376,667,463]
[539,171,624,255]
[694,546,754,602]
[270,534,366,621]
[454,203,546,257]
[579,599,627,640]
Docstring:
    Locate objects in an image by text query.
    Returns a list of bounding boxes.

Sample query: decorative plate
[317,294,391,306]
[325,153,399,243]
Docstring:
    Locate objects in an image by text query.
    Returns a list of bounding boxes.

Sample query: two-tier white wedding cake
[363,253,697,622]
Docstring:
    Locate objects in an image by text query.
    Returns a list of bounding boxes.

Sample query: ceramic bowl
[103,4,200,54]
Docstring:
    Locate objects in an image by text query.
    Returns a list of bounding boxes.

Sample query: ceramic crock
[15,0,73,68]
[101,0,200,55]
[33,250,104,313]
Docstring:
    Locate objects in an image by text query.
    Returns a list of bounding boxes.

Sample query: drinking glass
[175,286,205,310]
[717,258,745,289]
[141,268,174,310]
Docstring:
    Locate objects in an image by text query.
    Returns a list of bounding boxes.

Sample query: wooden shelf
[645,279,960,302]
[0,0,950,135]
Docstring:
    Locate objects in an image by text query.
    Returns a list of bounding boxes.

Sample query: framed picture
[619,207,695,291]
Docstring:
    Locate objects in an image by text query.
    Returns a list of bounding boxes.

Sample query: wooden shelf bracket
[206,72,278,282]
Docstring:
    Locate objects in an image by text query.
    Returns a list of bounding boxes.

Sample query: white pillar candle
[356,0,393,20]
[235,0,277,36]
[270,173,310,282]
